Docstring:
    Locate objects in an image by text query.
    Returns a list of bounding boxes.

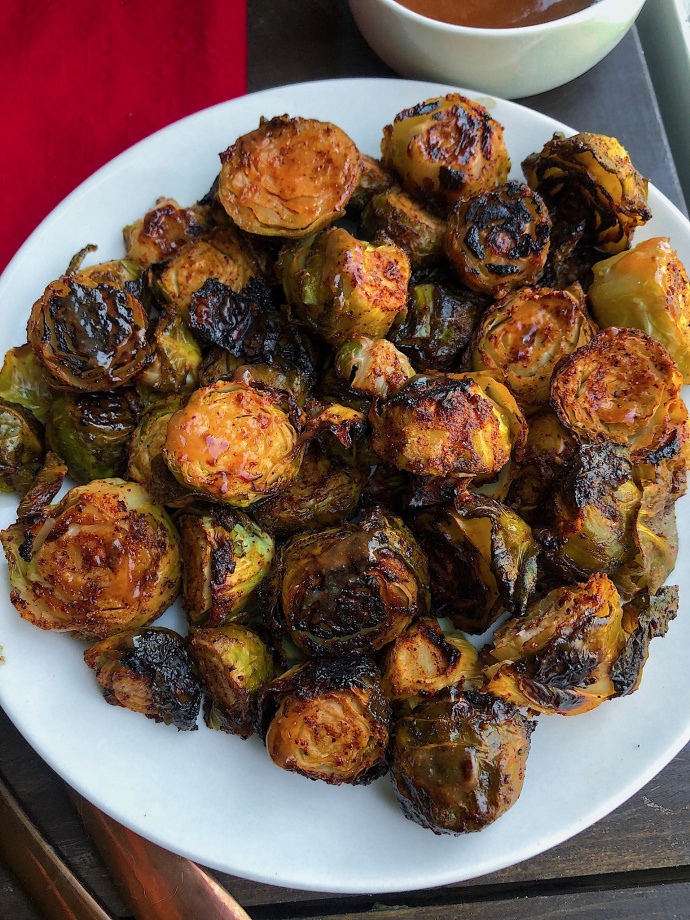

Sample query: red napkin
[0,0,247,273]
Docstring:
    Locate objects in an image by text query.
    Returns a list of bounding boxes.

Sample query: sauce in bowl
[395,0,601,29]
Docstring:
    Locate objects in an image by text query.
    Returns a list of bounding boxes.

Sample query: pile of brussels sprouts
[1,94,689,836]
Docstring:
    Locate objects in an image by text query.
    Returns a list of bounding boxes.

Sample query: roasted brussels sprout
[252,439,367,537]
[136,311,201,394]
[369,373,526,479]
[177,505,274,627]
[335,336,415,401]
[523,132,650,253]
[27,273,149,391]
[279,507,429,656]
[389,273,489,372]
[84,627,201,730]
[588,237,690,382]
[17,451,67,519]
[188,276,320,394]
[550,326,689,464]
[390,691,533,834]
[537,443,642,582]
[360,187,446,268]
[123,198,211,268]
[153,226,268,323]
[347,154,396,212]
[0,398,44,494]
[445,182,550,296]
[46,391,137,483]
[414,494,539,634]
[0,343,53,423]
[505,409,576,525]
[127,395,189,504]
[1,480,180,638]
[277,227,410,346]
[381,618,481,704]
[381,95,510,215]
[485,574,676,714]
[262,654,390,785]
[218,115,361,237]
[470,285,597,415]
[187,624,274,738]
[163,381,305,508]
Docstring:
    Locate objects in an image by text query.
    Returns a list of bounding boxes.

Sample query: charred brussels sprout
[252,439,367,537]
[390,691,533,834]
[335,336,415,401]
[123,197,211,268]
[381,618,481,704]
[187,624,274,738]
[27,274,149,391]
[445,182,550,296]
[381,95,510,215]
[153,226,268,323]
[485,574,675,714]
[550,326,689,465]
[470,285,597,415]
[1,480,180,638]
[360,187,446,268]
[279,507,429,656]
[506,410,576,525]
[218,115,361,237]
[177,505,274,627]
[46,391,137,483]
[414,495,539,634]
[84,627,201,730]
[0,398,44,494]
[389,274,488,372]
[538,443,642,583]
[523,132,650,253]
[17,451,67,519]
[136,311,201,394]
[0,344,53,423]
[262,654,390,785]
[163,381,305,508]
[369,373,526,479]
[588,238,690,382]
[278,227,410,346]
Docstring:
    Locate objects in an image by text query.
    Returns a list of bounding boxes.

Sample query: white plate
[1,77,689,895]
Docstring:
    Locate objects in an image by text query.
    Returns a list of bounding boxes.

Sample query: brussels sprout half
[136,310,201,395]
[278,227,410,347]
[262,654,391,786]
[127,395,188,506]
[381,95,510,215]
[414,494,539,635]
[279,507,429,656]
[588,237,690,383]
[550,326,689,465]
[335,336,415,401]
[84,627,201,730]
[219,115,362,237]
[445,182,551,296]
[485,573,676,715]
[0,398,44,494]
[471,285,597,415]
[123,197,211,268]
[46,391,137,483]
[523,132,650,254]
[360,187,446,269]
[390,691,534,835]
[177,505,275,627]
[347,154,396,213]
[187,624,275,739]
[1,480,180,638]
[27,274,149,391]
[0,343,54,423]
[163,381,305,508]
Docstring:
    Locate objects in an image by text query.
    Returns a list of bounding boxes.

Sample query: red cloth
[0,0,247,272]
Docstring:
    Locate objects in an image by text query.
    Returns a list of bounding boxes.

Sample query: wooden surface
[2,3,690,918]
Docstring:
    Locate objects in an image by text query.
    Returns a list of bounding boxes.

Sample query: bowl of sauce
[348,0,646,98]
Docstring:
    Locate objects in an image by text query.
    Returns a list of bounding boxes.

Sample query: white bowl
[348,0,647,98]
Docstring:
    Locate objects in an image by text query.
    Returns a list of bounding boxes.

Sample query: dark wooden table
[2,3,689,918]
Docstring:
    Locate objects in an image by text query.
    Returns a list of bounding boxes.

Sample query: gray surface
[248,0,687,215]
